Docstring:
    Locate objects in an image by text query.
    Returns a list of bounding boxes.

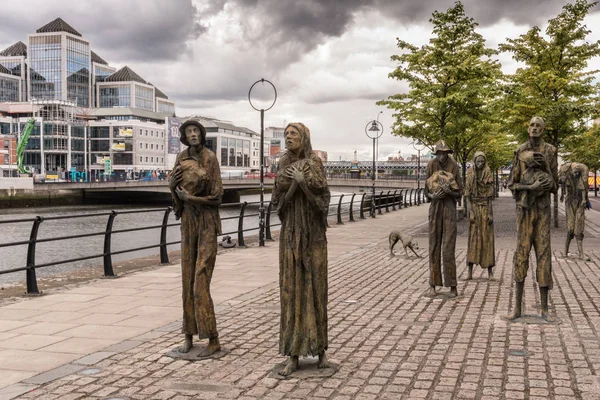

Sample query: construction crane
[17,118,36,174]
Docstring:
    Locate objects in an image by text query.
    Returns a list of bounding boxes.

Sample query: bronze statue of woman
[169,119,223,357]
[272,122,331,376]
[464,151,495,280]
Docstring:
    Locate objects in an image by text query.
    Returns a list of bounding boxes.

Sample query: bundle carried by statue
[426,170,460,194]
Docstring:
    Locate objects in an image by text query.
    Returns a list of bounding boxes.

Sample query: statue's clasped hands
[284,164,310,184]
[175,185,190,202]
[169,167,183,190]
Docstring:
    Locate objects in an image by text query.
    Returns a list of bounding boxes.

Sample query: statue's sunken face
[528,117,545,138]
[185,125,202,146]
[436,151,448,164]
[285,126,302,152]
[475,156,485,170]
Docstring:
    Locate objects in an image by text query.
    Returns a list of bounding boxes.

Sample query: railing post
[359,193,366,219]
[348,193,356,222]
[160,207,172,264]
[391,190,397,211]
[237,202,248,247]
[414,188,418,205]
[378,191,383,215]
[103,211,117,277]
[385,190,390,213]
[403,189,409,208]
[408,189,413,206]
[25,216,43,295]
[265,202,273,240]
[337,194,345,224]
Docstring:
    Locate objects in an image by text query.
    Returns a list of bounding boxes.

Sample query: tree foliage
[563,124,600,173]
[499,0,600,225]
[499,0,600,146]
[378,1,503,177]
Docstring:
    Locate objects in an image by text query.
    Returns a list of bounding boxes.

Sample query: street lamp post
[365,120,383,218]
[248,78,277,247]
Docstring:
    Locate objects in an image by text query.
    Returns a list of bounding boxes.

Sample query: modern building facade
[0,18,176,178]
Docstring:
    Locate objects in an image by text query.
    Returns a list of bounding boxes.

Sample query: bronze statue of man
[425,140,463,298]
[272,122,330,376]
[559,162,589,260]
[169,118,223,356]
[465,151,495,280]
[507,116,558,321]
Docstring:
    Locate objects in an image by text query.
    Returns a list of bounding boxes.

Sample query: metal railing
[0,188,427,294]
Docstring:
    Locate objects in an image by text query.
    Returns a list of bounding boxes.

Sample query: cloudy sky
[2,0,600,161]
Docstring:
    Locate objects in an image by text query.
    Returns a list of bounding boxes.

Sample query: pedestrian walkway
[1,197,600,399]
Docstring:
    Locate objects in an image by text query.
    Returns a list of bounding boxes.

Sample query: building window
[140,156,142,162]
[151,157,154,163]
[145,157,148,162]
[161,145,164,150]
[99,85,130,108]
[145,143,148,149]
[139,129,142,136]
[145,130,148,136]
[134,84,154,111]
[139,143,142,149]
[151,144,153,150]
[161,158,163,163]
[161,132,164,138]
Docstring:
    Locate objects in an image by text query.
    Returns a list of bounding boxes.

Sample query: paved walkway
[1,196,600,399]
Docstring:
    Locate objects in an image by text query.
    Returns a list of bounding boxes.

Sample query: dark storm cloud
[227,0,598,52]
[0,0,205,62]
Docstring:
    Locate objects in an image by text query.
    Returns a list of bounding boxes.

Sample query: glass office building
[0,17,177,176]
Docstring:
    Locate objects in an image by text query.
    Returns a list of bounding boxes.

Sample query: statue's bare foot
[427,286,437,297]
[279,356,299,376]
[488,267,494,279]
[318,352,330,369]
[541,310,555,323]
[506,310,521,321]
[179,335,193,353]
[197,337,221,358]
[447,286,458,298]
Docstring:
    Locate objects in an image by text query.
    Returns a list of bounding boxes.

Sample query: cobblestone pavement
[6,197,600,400]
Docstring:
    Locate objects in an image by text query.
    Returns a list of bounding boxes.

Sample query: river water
[0,191,367,285]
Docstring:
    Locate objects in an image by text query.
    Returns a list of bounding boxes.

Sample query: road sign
[104,159,112,175]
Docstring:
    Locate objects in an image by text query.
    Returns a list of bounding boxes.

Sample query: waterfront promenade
[1,193,600,399]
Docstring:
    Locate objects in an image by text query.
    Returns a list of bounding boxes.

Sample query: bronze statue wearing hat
[425,139,463,298]
[169,118,224,356]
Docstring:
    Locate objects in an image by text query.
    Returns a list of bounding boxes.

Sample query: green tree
[378,1,503,183]
[564,124,600,195]
[499,0,600,224]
